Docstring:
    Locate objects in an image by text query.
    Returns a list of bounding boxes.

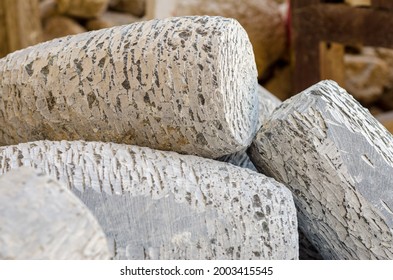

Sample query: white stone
[0,167,111,259]
[0,16,258,159]
[249,80,393,259]
[216,85,281,171]
[0,140,298,260]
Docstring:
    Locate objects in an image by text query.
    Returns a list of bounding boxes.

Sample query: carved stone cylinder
[0,16,258,158]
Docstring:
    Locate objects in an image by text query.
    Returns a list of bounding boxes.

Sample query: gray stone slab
[249,80,393,259]
[0,140,298,260]
[0,167,110,259]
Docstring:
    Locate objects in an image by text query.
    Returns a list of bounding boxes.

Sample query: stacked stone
[37,0,291,98]
[2,13,393,261]
[0,16,298,260]
[40,0,144,41]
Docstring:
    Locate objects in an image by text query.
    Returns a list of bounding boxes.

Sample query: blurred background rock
[1,0,393,132]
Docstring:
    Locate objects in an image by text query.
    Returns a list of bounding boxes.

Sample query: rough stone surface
[0,16,258,159]
[255,85,282,128]
[216,149,257,172]
[249,80,393,259]
[216,85,281,171]
[43,16,87,41]
[56,0,110,18]
[0,140,298,260]
[148,0,286,79]
[344,52,389,105]
[86,11,140,30]
[298,229,323,260]
[0,167,110,260]
[109,0,146,17]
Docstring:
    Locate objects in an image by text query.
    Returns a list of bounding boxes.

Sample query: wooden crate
[292,0,393,92]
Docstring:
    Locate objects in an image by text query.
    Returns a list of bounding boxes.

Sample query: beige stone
[43,16,86,41]
[345,0,371,6]
[109,0,145,17]
[40,0,58,22]
[147,0,286,79]
[86,10,140,30]
[375,47,393,88]
[56,0,109,18]
[344,52,390,105]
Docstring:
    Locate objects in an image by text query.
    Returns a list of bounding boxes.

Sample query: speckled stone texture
[216,85,281,171]
[249,80,393,259]
[0,167,111,260]
[0,140,298,260]
[173,0,286,79]
[0,16,258,158]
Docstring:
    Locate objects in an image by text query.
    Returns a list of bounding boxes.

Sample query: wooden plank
[0,3,9,57]
[372,0,393,11]
[295,4,393,49]
[291,1,321,92]
[292,0,320,9]
[319,42,345,87]
[0,0,42,58]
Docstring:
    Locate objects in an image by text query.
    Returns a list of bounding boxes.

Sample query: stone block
[0,140,298,260]
[0,16,258,159]
[0,167,110,259]
[56,0,109,18]
[109,0,145,17]
[249,80,393,259]
[43,16,86,41]
[86,11,140,30]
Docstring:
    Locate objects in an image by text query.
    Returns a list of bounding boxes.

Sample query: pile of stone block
[1,15,393,260]
[37,0,290,98]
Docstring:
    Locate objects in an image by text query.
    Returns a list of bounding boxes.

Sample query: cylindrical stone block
[0,16,258,158]
[0,167,111,259]
[0,140,298,260]
[249,80,393,259]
